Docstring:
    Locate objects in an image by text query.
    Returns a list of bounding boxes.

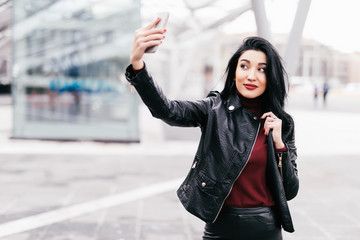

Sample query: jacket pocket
[197,171,216,192]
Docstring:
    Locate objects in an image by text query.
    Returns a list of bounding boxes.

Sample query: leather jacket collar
[223,89,242,113]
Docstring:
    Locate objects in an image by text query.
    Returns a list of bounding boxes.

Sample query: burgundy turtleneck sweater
[224,93,276,208]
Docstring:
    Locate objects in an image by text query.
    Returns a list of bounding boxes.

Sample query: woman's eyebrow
[240,59,267,66]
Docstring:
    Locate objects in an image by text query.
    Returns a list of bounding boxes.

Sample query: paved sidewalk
[0,94,359,239]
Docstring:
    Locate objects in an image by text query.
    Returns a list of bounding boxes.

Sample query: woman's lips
[243,84,258,90]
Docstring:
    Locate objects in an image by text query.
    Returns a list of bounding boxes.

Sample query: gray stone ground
[0,91,359,240]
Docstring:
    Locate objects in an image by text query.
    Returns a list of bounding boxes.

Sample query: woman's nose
[247,69,256,81]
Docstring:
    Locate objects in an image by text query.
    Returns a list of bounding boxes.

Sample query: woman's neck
[236,90,265,116]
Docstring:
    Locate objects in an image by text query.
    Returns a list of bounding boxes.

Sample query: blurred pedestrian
[314,85,319,107]
[125,18,299,240]
[323,82,329,107]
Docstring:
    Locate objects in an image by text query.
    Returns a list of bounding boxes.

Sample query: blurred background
[0,0,359,142]
[0,0,359,239]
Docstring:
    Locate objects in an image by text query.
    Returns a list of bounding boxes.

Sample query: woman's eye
[240,64,248,69]
[259,68,266,72]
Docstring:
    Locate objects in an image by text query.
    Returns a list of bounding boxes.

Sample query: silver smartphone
[145,12,169,53]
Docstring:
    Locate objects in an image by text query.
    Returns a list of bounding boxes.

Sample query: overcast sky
[302,0,360,53]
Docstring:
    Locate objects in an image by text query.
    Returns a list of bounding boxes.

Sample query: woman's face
[235,50,267,99]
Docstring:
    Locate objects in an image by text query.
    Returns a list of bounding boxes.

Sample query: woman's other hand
[130,18,166,70]
[261,112,285,149]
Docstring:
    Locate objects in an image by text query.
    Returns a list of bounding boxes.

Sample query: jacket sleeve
[279,127,299,201]
[125,64,212,128]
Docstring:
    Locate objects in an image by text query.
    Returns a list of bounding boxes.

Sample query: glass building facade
[12,0,140,142]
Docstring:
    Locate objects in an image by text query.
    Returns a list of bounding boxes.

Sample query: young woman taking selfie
[125,18,299,240]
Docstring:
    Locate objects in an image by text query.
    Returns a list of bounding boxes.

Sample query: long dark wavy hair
[220,36,294,133]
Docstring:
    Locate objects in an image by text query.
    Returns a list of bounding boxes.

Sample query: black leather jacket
[125,65,299,232]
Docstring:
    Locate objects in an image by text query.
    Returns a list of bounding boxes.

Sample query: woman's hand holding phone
[130,13,169,70]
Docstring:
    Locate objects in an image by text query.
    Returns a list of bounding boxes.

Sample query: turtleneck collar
[236,89,265,116]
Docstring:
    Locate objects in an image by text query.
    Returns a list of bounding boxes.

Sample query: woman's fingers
[135,28,166,44]
[262,111,282,136]
[135,18,166,40]
[133,33,164,53]
[264,120,280,135]
[141,17,161,31]
[261,111,277,120]
[140,39,163,51]
[142,33,165,45]
[264,118,281,132]
[262,112,285,148]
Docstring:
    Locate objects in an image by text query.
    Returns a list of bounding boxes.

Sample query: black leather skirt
[203,206,282,240]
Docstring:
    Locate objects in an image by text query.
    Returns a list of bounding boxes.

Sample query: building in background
[186,31,358,100]
[0,0,11,93]
[11,0,140,141]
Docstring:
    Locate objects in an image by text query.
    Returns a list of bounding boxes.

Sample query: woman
[125,18,299,240]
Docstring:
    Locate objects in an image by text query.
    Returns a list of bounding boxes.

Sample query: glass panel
[12,0,140,142]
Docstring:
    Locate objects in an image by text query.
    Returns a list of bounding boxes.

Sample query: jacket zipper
[277,152,283,181]
[212,122,261,223]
